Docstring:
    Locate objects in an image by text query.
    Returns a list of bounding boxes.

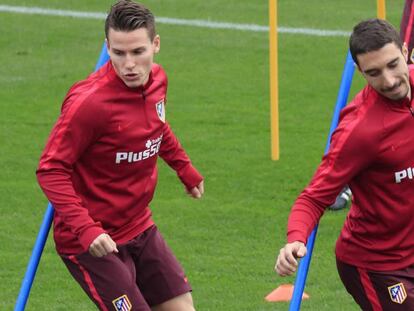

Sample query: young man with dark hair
[37,1,203,310]
[276,19,414,309]
[330,4,414,213]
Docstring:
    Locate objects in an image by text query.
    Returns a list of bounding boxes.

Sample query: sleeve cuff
[78,226,106,252]
[287,231,307,245]
[177,163,203,189]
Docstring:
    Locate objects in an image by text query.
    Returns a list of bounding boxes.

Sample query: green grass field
[0,1,406,310]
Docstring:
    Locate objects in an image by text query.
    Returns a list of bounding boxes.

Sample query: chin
[382,86,409,101]
[387,92,408,101]
[124,80,142,88]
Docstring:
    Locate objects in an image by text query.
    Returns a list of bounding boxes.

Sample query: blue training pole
[14,43,110,311]
[95,41,110,72]
[288,50,356,311]
[14,203,54,311]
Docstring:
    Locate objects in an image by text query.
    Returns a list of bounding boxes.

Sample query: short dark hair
[349,18,402,66]
[105,0,156,40]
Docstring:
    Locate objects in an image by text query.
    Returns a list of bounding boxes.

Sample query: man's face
[357,42,410,101]
[107,28,160,88]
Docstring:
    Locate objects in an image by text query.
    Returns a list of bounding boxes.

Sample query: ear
[403,42,409,62]
[354,58,361,73]
[105,38,111,53]
[153,35,160,54]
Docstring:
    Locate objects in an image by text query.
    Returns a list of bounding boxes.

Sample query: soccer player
[329,0,414,213]
[275,19,414,309]
[36,1,204,310]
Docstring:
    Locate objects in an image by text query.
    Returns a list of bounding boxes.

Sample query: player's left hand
[187,180,204,199]
[275,241,307,276]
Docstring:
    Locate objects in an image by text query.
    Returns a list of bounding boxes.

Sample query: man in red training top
[276,19,414,309]
[328,0,414,213]
[37,1,204,310]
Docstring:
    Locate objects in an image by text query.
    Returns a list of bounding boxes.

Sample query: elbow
[36,167,48,189]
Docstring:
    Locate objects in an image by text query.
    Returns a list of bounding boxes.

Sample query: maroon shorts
[337,258,414,310]
[61,225,191,311]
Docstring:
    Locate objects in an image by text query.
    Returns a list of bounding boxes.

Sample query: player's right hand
[89,233,119,257]
[186,180,204,199]
[275,241,307,276]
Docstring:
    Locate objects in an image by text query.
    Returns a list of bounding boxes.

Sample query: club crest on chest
[155,99,165,123]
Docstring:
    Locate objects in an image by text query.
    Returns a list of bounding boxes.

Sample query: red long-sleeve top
[37,62,203,255]
[288,67,414,271]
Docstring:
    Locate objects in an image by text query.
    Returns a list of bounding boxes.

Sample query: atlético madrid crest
[388,282,407,304]
[155,99,165,123]
[112,294,132,311]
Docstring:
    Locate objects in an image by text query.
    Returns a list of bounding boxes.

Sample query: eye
[113,50,123,56]
[388,60,398,68]
[132,48,146,55]
[367,71,380,77]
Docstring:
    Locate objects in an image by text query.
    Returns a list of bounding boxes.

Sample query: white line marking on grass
[0,5,350,37]
[278,27,349,37]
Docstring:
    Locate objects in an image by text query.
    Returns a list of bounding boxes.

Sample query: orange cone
[265,284,310,302]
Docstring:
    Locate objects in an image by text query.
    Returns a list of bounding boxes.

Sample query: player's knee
[152,292,194,311]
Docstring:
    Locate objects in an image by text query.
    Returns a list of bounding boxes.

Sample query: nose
[124,54,135,70]
[382,70,396,89]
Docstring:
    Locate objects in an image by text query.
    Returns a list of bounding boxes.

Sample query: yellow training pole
[377,0,386,19]
[269,0,279,160]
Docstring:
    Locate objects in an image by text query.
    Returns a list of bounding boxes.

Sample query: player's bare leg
[151,292,195,311]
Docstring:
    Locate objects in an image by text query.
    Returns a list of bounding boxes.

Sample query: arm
[36,94,117,256]
[275,95,378,275]
[158,122,204,198]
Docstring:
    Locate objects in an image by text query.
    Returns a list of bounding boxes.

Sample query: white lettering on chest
[395,167,414,183]
[115,134,162,164]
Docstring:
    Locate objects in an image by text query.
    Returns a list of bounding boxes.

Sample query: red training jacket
[37,62,203,255]
[287,66,414,271]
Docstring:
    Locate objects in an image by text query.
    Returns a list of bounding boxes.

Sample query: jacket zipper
[140,88,150,128]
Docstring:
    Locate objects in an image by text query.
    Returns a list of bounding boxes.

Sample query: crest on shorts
[388,282,407,304]
[155,99,165,123]
[112,294,132,311]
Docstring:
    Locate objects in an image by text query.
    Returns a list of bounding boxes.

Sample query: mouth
[123,73,140,81]
[383,81,402,94]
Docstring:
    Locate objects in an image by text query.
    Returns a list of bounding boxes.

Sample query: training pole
[14,203,54,311]
[14,43,110,311]
[377,0,386,19]
[95,41,110,72]
[269,0,279,160]
[289,51,356,311]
